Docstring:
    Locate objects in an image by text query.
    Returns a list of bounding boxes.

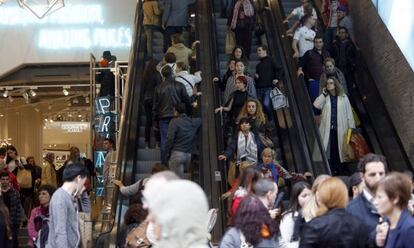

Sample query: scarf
[230,0,255,30]
[237,131,258,163]
[259,162,279,184]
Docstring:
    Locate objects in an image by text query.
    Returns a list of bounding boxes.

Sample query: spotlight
[8,96,13,103]
[22,92,29,100]
[85,96,90,104]
[48,104,53,110]
[72,98,79,104]
[78,114,82,118]
[29,89,36,97]
[0,114,4,117]
[62,88,69,96]
[3,90,8,98]
[34,107,40,112]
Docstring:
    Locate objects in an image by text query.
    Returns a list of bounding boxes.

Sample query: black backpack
[34,215,49,248]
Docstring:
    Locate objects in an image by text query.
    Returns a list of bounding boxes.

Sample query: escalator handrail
[264,0,331,175]
[95,1,146,242]
[309,0,413,170]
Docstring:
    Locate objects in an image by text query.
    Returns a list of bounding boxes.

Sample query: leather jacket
[153,78,191,120]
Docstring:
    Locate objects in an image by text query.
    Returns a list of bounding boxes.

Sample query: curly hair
[123,203,148,226]
[234,196,276,246]
[237,98,266,126]
[320,76,345,96]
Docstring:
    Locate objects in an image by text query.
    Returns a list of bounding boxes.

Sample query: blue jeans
[159,117,173,165]
[308,79,321,115]
[169,150,191,178]
[256,87,273,120]
[324,27,337,54]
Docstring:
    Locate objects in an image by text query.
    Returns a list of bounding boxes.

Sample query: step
[135,160,161,173]
[137,137,146,149]
[137,148,161,161]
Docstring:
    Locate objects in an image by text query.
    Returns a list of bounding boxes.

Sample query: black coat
[255,56,282,88]
[300,208,369,248]
[331,38,356,76]
[152,78,191,120]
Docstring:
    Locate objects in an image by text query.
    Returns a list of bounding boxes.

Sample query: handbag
[240,231,253,248]
[225,31,236,54]
[270,87,288,110]
[349,130,371,160]
[342,129,356,162]
[258,133,274,148]
[125,221,151,248]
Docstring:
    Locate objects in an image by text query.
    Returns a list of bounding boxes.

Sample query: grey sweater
[46,188,91,248]
[220,228,278,248]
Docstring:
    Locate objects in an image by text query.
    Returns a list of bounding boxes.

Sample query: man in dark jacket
[255,45,282,119]
[0,170,21,248]
[331,26,356,92]
[153,66,191,165]
[297,35,330,114]
[346,153,387,246]
[160,0,196,51]
[165,103,201,178]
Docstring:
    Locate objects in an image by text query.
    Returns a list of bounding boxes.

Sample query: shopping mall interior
[0,0,413,247]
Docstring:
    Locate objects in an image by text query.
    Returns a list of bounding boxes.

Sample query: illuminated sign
[61,123,89,133]
[94,96,116,197]
[0,4,132,50]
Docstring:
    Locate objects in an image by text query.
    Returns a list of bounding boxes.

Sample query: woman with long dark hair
[142,58,162,148]
[0,191,12,248]
[220,196,278,247]
[279,181,312,248]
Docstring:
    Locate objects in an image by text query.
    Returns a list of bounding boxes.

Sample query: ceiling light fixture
[48,104,53,110]
[22,92,29,100]
[17,0,65,19]
[62,88,69,96]
[3,90,8,98]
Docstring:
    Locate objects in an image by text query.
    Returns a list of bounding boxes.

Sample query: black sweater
[255,56,282,88]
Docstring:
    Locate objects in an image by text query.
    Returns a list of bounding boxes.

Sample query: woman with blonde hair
[301,174,331,221]
[313,76,355,176]
[300,177,369,247]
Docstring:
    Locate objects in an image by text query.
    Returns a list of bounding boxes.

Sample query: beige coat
[41,161,57,188]
[313,93,355,162]
[166,43,192,66]
[143,1,162,26]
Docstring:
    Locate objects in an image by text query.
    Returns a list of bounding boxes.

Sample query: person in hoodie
[145,180,209,248]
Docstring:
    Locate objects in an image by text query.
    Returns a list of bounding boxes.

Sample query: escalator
[93,1,211,246]
[211,0,330,177]
[274,0,412,171]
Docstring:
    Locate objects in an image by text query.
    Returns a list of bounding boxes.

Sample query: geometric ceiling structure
[17,0,65,19]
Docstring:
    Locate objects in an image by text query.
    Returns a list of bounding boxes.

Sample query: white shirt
[291,6,317,20]
[175,70,202,97]
[279,211,299,248]
[294,25,316,57]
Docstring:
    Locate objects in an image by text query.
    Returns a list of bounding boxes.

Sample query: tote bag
[225,31,236,54]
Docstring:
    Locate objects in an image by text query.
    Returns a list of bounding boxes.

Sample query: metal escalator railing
[306,0,413,171]
[263,0,331,176]
[94,1,145,246]
[196,0,226,242]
